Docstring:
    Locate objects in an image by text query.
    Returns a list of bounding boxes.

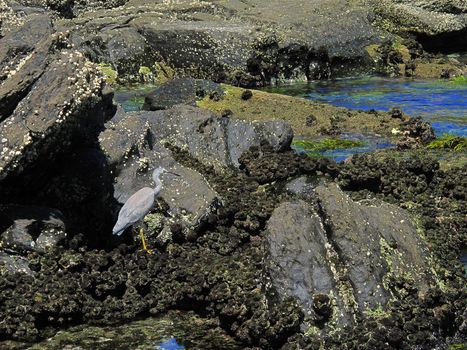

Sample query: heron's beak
[167,171,180,177]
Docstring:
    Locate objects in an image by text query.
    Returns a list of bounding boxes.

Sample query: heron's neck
[153,175,163,194]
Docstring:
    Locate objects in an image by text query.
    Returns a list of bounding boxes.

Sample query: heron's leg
[139,228,153,254]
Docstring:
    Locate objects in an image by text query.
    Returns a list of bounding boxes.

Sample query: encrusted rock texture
[0,1,466,350]
[2,0,465,86]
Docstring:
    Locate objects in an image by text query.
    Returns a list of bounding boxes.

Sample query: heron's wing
[112,188,155,235]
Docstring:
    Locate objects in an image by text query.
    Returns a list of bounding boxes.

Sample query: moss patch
[197,84,402,138]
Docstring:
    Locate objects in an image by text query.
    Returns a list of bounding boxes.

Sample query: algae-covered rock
[8,310,241,350]
[197,84,404,139]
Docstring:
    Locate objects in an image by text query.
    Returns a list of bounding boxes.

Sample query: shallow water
[115,78,466,161]
[292,133,394,162]
[264,77,467,137]
[114,85,155,112]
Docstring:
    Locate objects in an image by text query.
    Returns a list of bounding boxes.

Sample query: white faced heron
[112,166,179,253]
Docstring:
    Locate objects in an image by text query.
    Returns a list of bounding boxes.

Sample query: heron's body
[112,187,155,236]
[111,167,178,253]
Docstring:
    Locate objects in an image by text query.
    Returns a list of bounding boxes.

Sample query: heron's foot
[139,228,154,255]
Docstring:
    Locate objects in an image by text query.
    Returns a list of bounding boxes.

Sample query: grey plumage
[112,167,177,236]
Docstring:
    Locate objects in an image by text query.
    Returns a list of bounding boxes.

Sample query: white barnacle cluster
[52,31,73,50]
[0,0,24,32]
[69,52,104,109]
[5,52,34,79]
[0,121,36,175]
[55,51,104,124]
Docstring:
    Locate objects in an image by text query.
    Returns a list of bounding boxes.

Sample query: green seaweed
[426,134,466,151]
[293,138,365,152]
[363,304,390,319]
[449,75,467,85]
[448,344,467,350]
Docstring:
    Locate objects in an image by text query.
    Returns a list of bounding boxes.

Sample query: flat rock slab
[266,183,435,327]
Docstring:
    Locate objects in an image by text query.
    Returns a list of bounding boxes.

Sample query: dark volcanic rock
[0,35,113,183]
[266,200,352,326]
[266,183,435,329]
[0,28,116,248]
[0,205,66,254]
[103,104,292,171]
[0,13,54,82]
[100,104,292,243]
[0,252,34,276]
[373,0,467,52]
[142,78,224,111]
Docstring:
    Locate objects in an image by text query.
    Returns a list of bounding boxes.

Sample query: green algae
[363,304,390,320]
[293,138,365,152]
[197,84,401,138]
[97,63,118,85]
[449,75,467,85]
[427,134,466,151]
[448,344,467,350]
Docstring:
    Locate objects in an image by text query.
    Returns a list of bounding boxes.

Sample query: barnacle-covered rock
[0,32,113,183]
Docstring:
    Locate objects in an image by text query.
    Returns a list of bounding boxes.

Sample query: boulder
[0,205,66,254]
[266,200,353,326]
[100,104,292,242]
[0,29,116,248]
[265,183,435,328]
[0,33,113,183]
[160,105,293,169]
[99,110,221,244]
[373,0,467,52]
[142,78,224,111]
[0,13,54,81]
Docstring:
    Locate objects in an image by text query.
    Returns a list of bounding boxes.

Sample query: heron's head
[152,167,180,182]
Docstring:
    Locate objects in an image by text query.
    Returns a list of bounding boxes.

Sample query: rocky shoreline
[0,1,466,349]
